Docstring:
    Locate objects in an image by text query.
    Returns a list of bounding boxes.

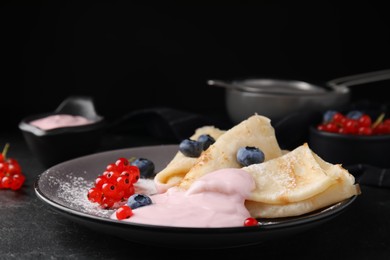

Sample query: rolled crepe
[177,114,283,190]
[243,143,361,218]
[154,125,226,193]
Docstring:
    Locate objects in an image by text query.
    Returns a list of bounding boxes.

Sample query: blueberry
[346,110,363,120]
[179,139,203,157]
[197,134,215,151]
[323,110,338,123]
[237,146,265,166]
[130,158,155,179]
[127,194,152,209]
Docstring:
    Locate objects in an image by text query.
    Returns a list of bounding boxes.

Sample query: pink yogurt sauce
[111,168,256,228]
[29,114,94,130]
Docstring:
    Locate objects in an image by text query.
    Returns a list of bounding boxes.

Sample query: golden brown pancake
[243,143,360,218]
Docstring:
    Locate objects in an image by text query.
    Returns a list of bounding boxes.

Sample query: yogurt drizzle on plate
[111,168,256,228]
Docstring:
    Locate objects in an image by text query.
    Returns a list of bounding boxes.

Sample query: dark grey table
[1,130,390,259]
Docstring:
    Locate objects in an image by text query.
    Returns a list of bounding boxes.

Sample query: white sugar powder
[54,174,157,218]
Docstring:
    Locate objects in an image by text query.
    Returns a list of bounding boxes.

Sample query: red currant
[10,174,25,190]
[87,187,102,203]
[358,126,373,135]
[95,175,107,189]
[116,205,133,220]
[116,176,131,190]
[101,196,116,209]
[0,162,8,173]
[1,176,12,189]
[105,171,120,184]
[102,183,117,198]
[115,157,129,171]
[124,185,135,199]
[324,122,338,133]
[332,112,345,124]
[106,163,117,171]
[343,119,358,134]
[244,217,259,226]
[358,114,372,128]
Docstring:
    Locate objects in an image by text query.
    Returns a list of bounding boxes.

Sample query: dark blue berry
[346,110,363,120]
[127,194,152,209]
[197,134,215,151]
[237,146,265,166]
[130,158,155,179]
[323,110,338,123]
[179,139,203,157]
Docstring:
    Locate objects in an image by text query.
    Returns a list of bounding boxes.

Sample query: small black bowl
[19,96,107,168]
[308,104,390,169]
[309,126,390,168]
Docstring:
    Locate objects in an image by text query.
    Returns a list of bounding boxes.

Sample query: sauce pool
[111,168,256,228]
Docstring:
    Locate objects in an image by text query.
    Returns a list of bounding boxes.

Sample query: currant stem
[372,113,385,128]
[128,157,136,163]
[2,143,10,159]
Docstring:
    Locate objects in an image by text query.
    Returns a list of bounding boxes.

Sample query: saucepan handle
[327,68,390,88]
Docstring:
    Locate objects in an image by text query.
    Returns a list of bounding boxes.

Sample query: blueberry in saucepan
[127,194,152,209]
[130,157,155,179]
[179,138,203,157]
[237,146,265,166]
[197,134,215,150]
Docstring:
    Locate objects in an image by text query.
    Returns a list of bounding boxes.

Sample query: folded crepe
[243,143,361,218]
[154,125,226,193]
[177,114,283,190]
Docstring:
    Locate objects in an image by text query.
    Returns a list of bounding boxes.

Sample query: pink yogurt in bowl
[29,114,94,130]
[19,96,107,167]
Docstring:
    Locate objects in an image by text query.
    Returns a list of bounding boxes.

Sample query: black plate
[34,144,357,249]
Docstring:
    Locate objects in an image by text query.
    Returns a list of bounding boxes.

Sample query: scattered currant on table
[0,143,26,191]
[87,157,140,209]
[317,110,390,135]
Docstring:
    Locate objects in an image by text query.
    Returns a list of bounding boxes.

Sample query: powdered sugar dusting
[54,173,114,218]
[50,172,157,219]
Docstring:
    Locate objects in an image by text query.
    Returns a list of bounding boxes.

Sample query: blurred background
[2,1,390,132]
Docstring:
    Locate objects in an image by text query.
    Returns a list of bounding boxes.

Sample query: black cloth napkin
[107,107,232,142]
[346,164,390,189]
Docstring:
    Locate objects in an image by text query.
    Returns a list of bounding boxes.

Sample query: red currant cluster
[317,111,390,135]
[0,143,25,190]
[87,157,140,209]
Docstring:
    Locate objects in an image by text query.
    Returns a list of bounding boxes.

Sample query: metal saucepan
[208,69,390,124]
